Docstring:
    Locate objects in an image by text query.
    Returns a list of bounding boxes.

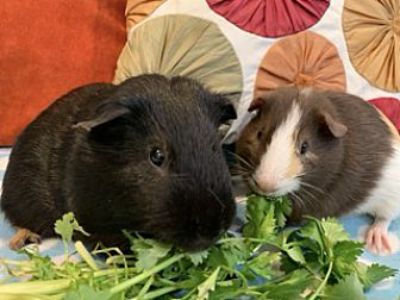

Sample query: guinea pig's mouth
[247,175,299,198]
[175,235,221,253]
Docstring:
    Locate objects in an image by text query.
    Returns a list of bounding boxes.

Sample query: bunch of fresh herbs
[0,194,396,300]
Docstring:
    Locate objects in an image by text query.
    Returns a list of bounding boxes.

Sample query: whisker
[225,150,254,169]
[300,181,325,195]
[230,169,252,177]
[230,164,252,173]
[289,192,305,210]
[300,187,319,205]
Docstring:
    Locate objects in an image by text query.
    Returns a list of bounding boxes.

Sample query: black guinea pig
[1,74,237,252]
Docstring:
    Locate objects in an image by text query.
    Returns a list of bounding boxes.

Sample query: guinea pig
[1,74,237,252]
[236,86,400,255]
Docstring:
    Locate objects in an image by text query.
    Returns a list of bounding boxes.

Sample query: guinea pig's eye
[300,141,309,155]
[150,148,165,167]
[257,130,263,140]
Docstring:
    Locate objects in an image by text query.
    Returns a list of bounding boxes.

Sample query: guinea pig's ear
[248,97,265,112]
[318,112,348,138]
[73,105,131,132]
[208,95,237,125]
[73,104,132,145]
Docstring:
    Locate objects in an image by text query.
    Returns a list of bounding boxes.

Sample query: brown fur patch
[287,146,303,178]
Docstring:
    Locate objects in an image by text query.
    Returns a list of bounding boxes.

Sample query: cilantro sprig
[0,195,396,299]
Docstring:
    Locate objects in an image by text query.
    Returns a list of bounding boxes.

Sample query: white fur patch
[254,102,302,195]
[355,142,400,220]
[300,87,313,98]
[354,142,400,254]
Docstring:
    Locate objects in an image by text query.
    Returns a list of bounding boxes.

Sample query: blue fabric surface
[0,148,399,298]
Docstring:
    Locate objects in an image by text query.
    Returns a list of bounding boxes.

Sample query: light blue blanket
[0,148,399,299]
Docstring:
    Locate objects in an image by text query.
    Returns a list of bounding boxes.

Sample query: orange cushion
[0,1,126,146]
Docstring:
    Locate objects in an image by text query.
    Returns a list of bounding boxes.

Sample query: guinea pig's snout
[252,174,279,195]
[180,233,222,252]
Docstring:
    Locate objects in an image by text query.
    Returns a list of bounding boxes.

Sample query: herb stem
[0,279,71,295]
[75,241,99,271]
[93,268,136,277]
[129,286,179,300]
[220,265,249,289]
[304,265,323,282]
[110,254,184,294]
[137,276,154,299]
[309,261,333,300]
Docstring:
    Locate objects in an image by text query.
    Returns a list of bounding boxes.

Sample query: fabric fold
[369,97,400,132]
[125,0,164,32]
[343,0,400,92]
[254,31,346,98]
[114,14,243,105]
[206,0,330,37]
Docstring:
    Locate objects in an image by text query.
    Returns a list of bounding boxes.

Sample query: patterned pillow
[115,0,400,140]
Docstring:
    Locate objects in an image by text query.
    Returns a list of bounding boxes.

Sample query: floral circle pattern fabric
[206,0,330,37]
[114,14,243,105]
[343,0,400,92]
[254,31,346,98]
[369,97,400,132]
[125,0,165,32]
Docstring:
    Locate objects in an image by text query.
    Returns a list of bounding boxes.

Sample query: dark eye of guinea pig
[149,147,165,166]
[300,141,309,155]
[257,130,263,140]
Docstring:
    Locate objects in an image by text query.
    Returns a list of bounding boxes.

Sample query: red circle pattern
[206,0,330,37]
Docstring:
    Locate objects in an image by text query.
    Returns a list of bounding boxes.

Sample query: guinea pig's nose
[254,175,278,194]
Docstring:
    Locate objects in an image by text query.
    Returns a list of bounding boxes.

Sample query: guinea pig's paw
[9,228,41,250]
[364,223,399,256]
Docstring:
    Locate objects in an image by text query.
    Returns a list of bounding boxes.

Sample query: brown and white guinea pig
[236,86,400,255]
[1,74,237,252]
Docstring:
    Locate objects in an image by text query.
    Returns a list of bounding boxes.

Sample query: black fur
[1,74,237,251]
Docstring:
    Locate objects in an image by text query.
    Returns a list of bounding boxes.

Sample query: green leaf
[197,267,220,300]
[356,263,397,290]
[243,195,292,240]
[323,273,366,300]
[259,205,276,239]
[299,220,323,250]
[332,241,363,279]
[320,218,349,246]
[187,250,209,266]
[2,193,395,300]
[54,212,89,243]
[209,280,247,300]
[21,247,57,280]
[243,195,269,238]
[207,248,226,270]
[64,285,113,300]
[274,196,292,228]
[208,238,250,270]
[132,238,172,271]
[221,239,250,269]
[286,244,306,265]
[247,251,281,279]
[265,269,312,300]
